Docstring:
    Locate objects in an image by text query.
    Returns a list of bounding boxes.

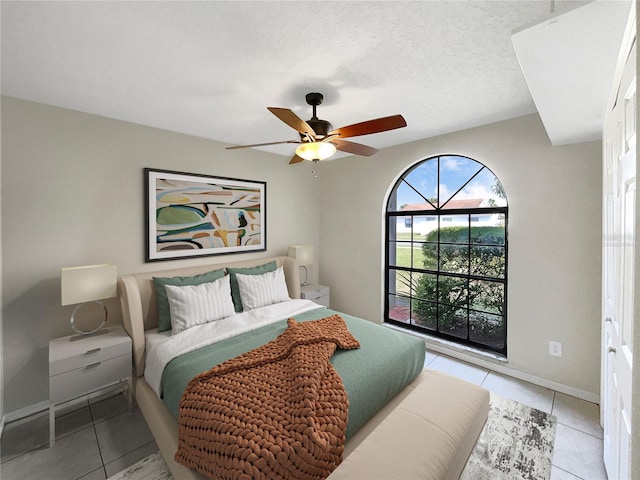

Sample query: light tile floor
[424,351,607,480]
[0,351,606,480]
[0,392,156,480]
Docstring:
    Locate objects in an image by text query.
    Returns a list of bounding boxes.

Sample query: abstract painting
[145,168,266,261]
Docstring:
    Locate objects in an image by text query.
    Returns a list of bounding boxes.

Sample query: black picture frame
[145,168,266,262]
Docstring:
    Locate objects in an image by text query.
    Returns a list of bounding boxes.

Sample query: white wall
[319,113,603,397]
[1,97,321,414]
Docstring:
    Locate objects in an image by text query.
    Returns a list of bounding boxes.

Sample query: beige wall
[318,113,602,397]
[1,98,603,414]
[1,97,321,413]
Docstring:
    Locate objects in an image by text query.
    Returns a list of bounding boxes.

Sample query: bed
[119,255,428,479]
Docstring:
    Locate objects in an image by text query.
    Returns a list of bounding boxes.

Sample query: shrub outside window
[385,155,508,355]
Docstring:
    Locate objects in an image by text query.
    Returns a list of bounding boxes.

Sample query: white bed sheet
[145,328,171,352]
[144,299,322,397]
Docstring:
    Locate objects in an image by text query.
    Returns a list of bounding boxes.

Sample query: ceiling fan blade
[225,140,300,150]
[329,114,407,139]
[331,139,379,157]
[267,107,316,137]
[289,153,305,165]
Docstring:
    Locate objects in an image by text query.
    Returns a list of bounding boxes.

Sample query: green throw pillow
[227,261,277,312]
[153,268,225,332]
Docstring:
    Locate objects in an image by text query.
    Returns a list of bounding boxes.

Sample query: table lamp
[61,264,117,340]
[288,245,313,286]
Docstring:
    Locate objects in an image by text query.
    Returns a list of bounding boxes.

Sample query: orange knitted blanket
[175,314,360,480]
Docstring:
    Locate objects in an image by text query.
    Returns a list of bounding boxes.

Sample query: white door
[602,21,636,479]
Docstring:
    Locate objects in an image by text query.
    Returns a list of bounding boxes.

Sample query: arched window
[385,155,508,355]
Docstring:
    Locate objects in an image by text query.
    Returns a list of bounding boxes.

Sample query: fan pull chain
[311,159,319,180]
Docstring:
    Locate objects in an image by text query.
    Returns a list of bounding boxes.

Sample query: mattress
[159,306,425,439]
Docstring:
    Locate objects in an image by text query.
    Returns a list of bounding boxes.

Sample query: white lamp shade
[288,245,314,267]
[295,142,336,161]
[61,264,117,306]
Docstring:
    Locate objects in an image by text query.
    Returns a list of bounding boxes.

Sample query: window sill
[383,322,507,364]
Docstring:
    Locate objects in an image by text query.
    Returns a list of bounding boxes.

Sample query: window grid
[385,155,508,356]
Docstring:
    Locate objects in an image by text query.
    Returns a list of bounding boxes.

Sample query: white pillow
[235,266,291,311]
[165,275,235,334]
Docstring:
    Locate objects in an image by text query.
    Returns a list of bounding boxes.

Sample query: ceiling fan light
[295,142,337,161]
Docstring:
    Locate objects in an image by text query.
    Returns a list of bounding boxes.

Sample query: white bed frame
[119,255,487,479]
[119,256,410,478]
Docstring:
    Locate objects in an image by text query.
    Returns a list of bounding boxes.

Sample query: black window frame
[384,155,508,356]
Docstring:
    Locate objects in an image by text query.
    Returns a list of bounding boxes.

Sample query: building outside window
[385,155,508,355]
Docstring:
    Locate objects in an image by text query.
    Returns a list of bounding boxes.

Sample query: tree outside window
[386,155,508,355]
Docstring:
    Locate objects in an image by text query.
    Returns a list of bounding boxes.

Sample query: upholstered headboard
[119,256,300,377]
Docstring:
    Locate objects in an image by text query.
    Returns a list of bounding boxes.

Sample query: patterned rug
[461,394,557,480]
[108,452,172,480]
[109,394,556,480]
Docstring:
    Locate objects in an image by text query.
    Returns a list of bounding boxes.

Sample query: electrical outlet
[549,341,562,357]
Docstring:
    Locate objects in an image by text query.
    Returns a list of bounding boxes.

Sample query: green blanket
[161,308,425,439]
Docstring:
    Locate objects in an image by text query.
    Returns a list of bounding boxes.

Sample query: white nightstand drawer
[300,284,330,307]
[312,294,330,308]
[49,353,131,404]
[49,343,130,375]
[301,285,329,299]
[49,326,131,375]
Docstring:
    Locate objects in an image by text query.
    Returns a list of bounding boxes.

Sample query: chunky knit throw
[175,315,360,480]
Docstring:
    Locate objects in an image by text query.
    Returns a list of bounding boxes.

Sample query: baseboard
[430,342,598,404]
[3,400,49,424]
[385,324,600,404]
[3,382,129,427]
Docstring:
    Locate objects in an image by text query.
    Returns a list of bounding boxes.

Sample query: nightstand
[49,324,132,446]
[300,284,330,308]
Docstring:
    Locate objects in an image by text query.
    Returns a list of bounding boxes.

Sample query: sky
[394,155,506,209]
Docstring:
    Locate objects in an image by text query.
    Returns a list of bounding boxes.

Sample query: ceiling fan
[226,92,407,164]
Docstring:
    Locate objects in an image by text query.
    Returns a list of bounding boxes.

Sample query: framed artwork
[145,168,266,262]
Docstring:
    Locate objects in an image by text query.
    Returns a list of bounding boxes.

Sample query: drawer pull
[86,348,102,354]
[85,362,102,369]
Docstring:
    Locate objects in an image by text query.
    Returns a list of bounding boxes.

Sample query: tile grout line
[101,438,158,475]
[2,405,94,467]
[550,391,558,471]
[479,370,490,386]
[555,420,605,441]
[551,464,586,480]
[88,403,108,480]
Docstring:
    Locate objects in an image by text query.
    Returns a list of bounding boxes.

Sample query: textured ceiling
[1,1,625,158]
[512,0,632,145]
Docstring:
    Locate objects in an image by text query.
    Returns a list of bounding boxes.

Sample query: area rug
[109,395,556,480]
[461,394,557,480]
[107,452,172,480]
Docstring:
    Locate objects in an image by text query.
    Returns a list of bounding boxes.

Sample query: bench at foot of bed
[135,367,489,480]
[328,368,490,480]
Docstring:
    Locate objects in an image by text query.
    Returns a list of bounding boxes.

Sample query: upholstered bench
[329,368,490,480]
